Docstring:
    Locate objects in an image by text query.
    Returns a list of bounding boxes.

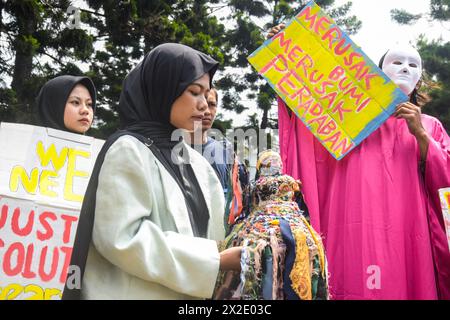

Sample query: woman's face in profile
[63,84,94,134]
[169,73,210,132]
[202,89,218,131]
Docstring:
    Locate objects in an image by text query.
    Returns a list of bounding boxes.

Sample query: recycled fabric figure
[214,150,329,300]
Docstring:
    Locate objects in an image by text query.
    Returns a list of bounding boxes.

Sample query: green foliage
[78,0,229,137]
[330,2,362,34]
[418,38,450,131]
[390,9,422,25]
[0,0,361,138]
[430,0,450,21]
[391,1,450,132]
[0,88,18,122]
[222,0,361,129]
[212,113,233,134]
[0,0,95,125]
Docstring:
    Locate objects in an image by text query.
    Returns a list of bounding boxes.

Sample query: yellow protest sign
[248,0,408,159]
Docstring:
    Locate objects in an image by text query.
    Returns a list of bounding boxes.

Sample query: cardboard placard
[248,1,408,159]
[0,122,104,299]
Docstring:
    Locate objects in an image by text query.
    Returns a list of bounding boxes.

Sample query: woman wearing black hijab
[63,43,241,300]
[36,75,96,134]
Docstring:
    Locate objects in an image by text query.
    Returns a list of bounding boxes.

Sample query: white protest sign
[0,122,104,299]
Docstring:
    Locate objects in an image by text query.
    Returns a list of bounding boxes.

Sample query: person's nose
[204,105,212,116]
[198,96,208,111]
[80,102,90,115]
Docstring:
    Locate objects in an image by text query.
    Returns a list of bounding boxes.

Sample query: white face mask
[382,46,422,95]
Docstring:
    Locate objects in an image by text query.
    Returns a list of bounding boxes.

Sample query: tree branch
[41,50,64,66]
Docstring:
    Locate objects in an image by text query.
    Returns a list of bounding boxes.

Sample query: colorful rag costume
[191,137,250,230]
[278,98,450,299]
[214,150,329,300]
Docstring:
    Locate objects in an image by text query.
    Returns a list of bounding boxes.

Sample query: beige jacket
[82,135,225,299]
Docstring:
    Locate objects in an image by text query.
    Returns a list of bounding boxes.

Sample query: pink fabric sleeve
[277,97,323,232]
[425,119,450,200]
[424,118,450,299]
[277,97,292,172]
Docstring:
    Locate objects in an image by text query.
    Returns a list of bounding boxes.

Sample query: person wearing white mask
[380,45,423,97]
[269,23,450,300]
[380,46,431,163]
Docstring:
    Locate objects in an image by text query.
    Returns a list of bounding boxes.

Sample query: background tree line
[391,0,450,131]
[0,0,448,139]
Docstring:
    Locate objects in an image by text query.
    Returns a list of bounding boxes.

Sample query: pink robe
[278,98,450,299]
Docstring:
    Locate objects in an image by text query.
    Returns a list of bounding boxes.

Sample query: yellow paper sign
[248,1,408,159]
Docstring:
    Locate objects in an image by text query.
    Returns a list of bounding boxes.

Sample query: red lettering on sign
[59,246,73,283]
[1,240,76,283]
[37,211,57,241]
[349,61,368,80]
[323,132,342,150]
[290,86,312,108]
[356,98,371,113]
[314,81,334,95]
[321,27,342,50]
[363,73,378,90]
[277,70,301,96]
[22,243,36,279]
[297,5,317,30]
[38,246,59,282]
[331,101,352,122]
[3,242,25,276]
[296,54,314,78]
[308,115,328,129]
[335,39,351,56]
[339,77,353,91]
[319,119,338,136]
[309,103,324,117]
[260,54,288,74]
[320,91,338,109]
[296,99,314,117]
[315,16,331,35]
[0,205,7,229]
[329,66,345,82]
[344,52,362,67]
[11,207,35,237]
[344,86,364,105]
[324,132,355,155]
[272,31,292,54]
[334,137,355,155]
[61,215,78,244]
[287,45,304,63]
[309,70,324,84]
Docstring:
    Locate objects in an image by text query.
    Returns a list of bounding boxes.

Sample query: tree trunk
[261,107,269,129]
[0,1,4,30]
[10,2,38,123]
